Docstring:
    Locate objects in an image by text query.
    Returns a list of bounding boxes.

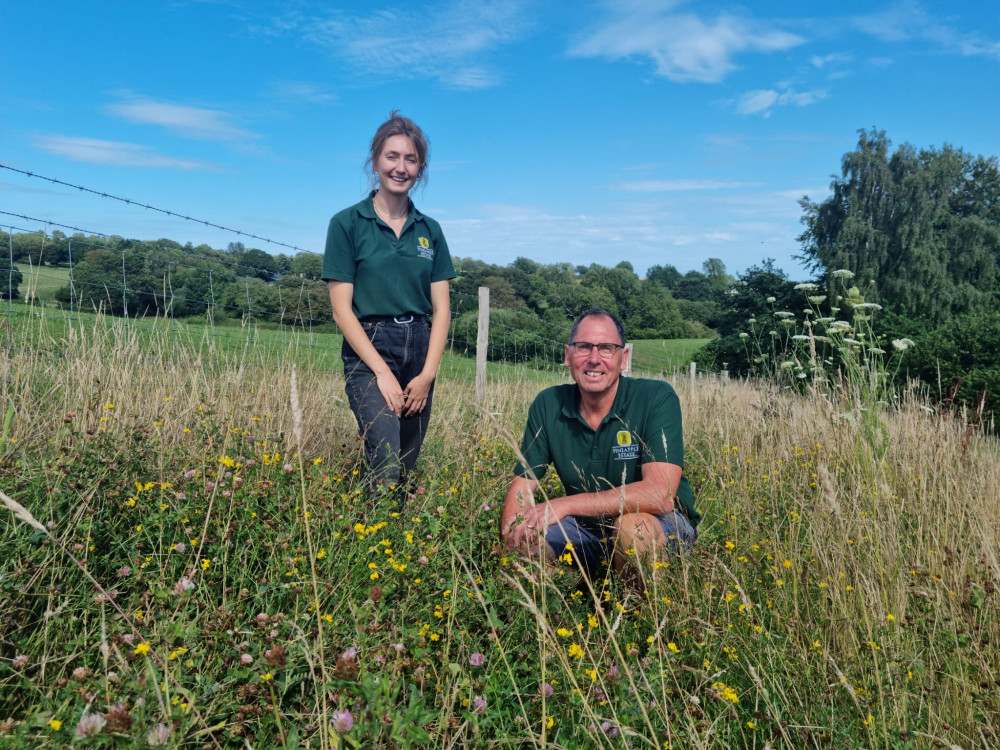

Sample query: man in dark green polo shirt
[501,309,699,579]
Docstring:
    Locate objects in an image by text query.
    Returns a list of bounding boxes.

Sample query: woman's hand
[402,372,434,417]
[375,371,405,417]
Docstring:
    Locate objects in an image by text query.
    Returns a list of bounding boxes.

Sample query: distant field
[630,337,710,373]
[15,264,71,302]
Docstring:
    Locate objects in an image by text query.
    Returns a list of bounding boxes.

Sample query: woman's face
[375,134,421,196]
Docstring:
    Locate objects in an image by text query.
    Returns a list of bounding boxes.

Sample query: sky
[2,0,999,280]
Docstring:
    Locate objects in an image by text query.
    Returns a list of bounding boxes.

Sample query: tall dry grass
[1,315,998,748]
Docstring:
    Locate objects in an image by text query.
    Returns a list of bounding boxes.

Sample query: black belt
[359,314,428,324]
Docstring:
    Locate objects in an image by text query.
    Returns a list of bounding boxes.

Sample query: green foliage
[625,282,688,339]
[450,308,567,367]
[646,263,682,290]
[0,262,23,300]
[693,260,800,375]
[798,128,1000,326]
[902,311,1000,427]
[452,256,692,340]
[288,252,324,281]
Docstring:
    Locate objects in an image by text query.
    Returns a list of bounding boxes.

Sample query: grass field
[3,310,995,748]
[15,264,71,302]
[629,339,711,374]
[0,298,708,383]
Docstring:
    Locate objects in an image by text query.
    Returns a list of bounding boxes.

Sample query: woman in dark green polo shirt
[322,111,456,506]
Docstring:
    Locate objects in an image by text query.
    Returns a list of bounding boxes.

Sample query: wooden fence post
[475,286,489,405]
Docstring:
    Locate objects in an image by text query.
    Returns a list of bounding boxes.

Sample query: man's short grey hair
[568,309,626,345]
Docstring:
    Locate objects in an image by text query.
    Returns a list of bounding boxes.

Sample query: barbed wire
[1,216,312,278]
[2,222,700,375]
[1,211,110,240]
[0,163,315,254]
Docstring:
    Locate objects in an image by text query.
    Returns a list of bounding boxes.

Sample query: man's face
[565,314,628,397]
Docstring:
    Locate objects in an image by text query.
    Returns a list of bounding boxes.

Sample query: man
[501,309,699,579]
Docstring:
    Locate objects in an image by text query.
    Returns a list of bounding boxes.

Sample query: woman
[322,111,455,506]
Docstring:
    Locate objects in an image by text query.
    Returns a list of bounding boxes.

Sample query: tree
[481,275,526,310]
[702,258,734,295]
[239,248,279,281]
[0,260,23,299]
[220,277,282,324]
[672,270,714,302]
[10,231,47,265]
[581,264,639,317]
[59,247,163,316]
[289,252,323,281]
[798,128,1000,326]
[624,281,687,339]
[646,264,681,290]
[902,311,1000,429]
[693,259,799,375]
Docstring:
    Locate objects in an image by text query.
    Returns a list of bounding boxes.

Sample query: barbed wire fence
[3,218,696,380]
[1,168,702,381]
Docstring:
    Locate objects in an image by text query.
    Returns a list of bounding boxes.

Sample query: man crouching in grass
[501,309,700,585]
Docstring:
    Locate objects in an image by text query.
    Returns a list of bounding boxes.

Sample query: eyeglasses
[568,341,624,358]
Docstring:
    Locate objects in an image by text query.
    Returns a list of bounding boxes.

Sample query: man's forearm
[556,462,682,520]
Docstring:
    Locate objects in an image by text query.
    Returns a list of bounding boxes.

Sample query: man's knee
[613,513,665,551]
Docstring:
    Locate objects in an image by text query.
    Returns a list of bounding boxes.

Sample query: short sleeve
[430,223,456,283]
[513,396,551,480]
[641,383,684,467]
[321,213,356,283]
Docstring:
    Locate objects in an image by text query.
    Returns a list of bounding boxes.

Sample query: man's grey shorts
[546,511,696,576]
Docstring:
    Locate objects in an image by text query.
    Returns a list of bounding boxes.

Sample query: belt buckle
[393,314,414,324]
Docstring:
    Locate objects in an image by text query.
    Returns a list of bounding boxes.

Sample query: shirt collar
[562,376,631,428]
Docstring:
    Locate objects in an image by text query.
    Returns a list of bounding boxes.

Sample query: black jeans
[342,317,434,491]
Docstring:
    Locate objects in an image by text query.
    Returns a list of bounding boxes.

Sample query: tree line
[0,229,738,342]
[3,127,998,419]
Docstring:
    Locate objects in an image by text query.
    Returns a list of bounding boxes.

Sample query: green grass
[15,264,71,302]
[2,311,998,749]
[629,338,710,373]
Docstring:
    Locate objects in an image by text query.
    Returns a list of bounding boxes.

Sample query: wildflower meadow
[1,310,998,749]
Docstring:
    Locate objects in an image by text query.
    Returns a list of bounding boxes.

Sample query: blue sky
[2,0,998,279]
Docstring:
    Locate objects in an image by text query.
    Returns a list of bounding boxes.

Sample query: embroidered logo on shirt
[612,431,639,461]
[416,236,434,261]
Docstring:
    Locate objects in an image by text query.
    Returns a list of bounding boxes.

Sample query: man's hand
[503,498,570,553]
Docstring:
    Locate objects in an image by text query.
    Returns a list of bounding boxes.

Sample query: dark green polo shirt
[322,192,456,319]
[514,377,700,527]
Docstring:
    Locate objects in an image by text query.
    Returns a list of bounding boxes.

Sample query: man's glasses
[568,341,624,358]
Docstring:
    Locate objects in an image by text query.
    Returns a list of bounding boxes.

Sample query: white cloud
[617,179,751,192]
[266,80,337,104]
[274,0,532,90]
[736,87,826,116]
[105,97,258,141]
[810,52,852,67]
[736,89,779,115]
[569,1,804,83]
[32,135,214,170]
[852,1,1000,61]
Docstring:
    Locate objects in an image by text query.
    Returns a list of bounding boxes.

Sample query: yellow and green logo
[616,431,632,446]
[418,236,430,249]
